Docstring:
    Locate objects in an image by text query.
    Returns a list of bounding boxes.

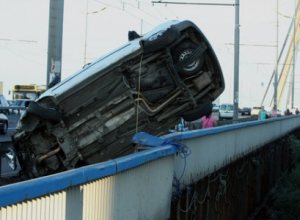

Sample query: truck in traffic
[12,84,46,100]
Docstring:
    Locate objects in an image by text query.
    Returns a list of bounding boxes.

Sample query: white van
[219,103,234,120]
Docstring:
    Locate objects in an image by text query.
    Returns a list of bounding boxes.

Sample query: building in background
[0,82,3,95]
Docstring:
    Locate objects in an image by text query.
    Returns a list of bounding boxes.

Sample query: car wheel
[181,100,212,121]
[0,122,8,134]
[28,102,62,122]
[172,41,206,77]
[142,28,180,53]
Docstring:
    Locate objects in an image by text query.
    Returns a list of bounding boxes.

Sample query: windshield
[13,92,37,100]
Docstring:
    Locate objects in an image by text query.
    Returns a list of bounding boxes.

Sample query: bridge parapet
[165,115,300,184]
[0,115,299,219]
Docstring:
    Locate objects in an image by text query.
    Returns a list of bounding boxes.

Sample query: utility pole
[274,0,278,110]
[46,0,64,89]
[233,0,240,121]
[291,0,297,109]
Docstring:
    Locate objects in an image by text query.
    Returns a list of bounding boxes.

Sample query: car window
[220,105,226,110]
[227,105,234,110]
[14,101,22,106]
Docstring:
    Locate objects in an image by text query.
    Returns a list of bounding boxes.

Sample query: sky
[0,0,299,109]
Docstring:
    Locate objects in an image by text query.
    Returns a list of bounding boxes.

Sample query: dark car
[242,107,251,116]
[11,99,34,114]
[11,99,34,107]
[0,113,8,134]
[6,20,225,182]
[212,103,219,112]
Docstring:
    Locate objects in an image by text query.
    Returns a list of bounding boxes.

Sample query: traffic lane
[7,114,19,129]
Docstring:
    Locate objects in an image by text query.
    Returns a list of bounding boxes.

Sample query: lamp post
[233,0,240,121]
[274,0,278,109]
[84,0,106,65]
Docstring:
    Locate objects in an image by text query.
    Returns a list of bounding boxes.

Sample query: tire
[172,41,206,77]
[181,100,212,122]
[0,122,8,134]
[28,102,62,122]
[142,28,180,53]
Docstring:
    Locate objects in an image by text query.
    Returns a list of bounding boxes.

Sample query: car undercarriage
[4,20,225,183]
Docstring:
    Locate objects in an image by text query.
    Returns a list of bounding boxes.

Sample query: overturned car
[9,20,225,180]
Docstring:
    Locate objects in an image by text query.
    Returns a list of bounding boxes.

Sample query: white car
[212,103,219,112]
[251,107,261,117]
[276,109,281,116]
[219,103,234,120]
[8,20,225,181]
[264,106,272,117]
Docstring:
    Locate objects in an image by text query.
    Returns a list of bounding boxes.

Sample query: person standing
[258,106,267,120]
[285,109,291,116]
[295,108,299,115]
[201,109,217,128]
[271,107,277,118]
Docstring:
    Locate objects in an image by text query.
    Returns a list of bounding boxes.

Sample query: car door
[226,104,234,118]
[223,104,233,118]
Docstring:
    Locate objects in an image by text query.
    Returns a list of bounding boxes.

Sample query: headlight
[147,29,167,41]
[5,149,17,170]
